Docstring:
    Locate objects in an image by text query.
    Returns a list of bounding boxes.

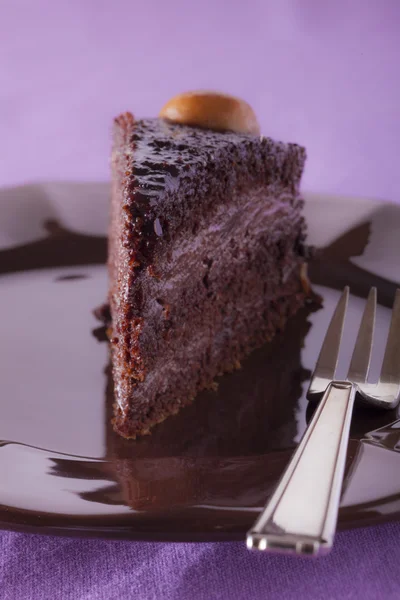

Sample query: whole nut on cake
[159,91,260,135]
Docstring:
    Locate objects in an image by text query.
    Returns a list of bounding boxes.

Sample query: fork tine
[347,288,376,383]
[310,287,349,387]
[379,289,400,386]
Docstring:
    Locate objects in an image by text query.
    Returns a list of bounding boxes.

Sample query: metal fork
[247,286,400,557]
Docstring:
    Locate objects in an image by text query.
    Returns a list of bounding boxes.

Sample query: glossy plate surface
[0,183,399,541]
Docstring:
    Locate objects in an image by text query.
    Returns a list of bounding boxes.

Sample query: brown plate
[0,183,399,541]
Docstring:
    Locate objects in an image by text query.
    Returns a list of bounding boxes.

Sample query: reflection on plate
[0,183,399,540]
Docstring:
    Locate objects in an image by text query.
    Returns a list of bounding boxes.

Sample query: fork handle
[247,381,356,556]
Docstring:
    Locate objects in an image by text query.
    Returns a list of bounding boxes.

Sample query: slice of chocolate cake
[109,92,310,438]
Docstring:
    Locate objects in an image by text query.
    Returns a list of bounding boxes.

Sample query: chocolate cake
[109,92,310,439]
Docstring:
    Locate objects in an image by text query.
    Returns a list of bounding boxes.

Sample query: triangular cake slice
[109,95,310,438]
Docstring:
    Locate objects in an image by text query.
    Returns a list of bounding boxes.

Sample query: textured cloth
[1,525,400,600]
[1,1,400,599]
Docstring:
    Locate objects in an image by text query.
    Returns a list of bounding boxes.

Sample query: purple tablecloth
[1,524,400,600]
[1,1,400,598]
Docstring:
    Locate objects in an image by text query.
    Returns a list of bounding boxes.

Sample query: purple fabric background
[1,1,400,598]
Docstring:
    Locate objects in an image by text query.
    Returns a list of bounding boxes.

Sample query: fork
[247,286,400,556]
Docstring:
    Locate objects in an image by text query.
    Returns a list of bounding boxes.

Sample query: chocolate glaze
[0,215,399,540]
[309,221,398,309]
[55,274,89,282]
[111,115,306,271]
[0,220,106,275]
